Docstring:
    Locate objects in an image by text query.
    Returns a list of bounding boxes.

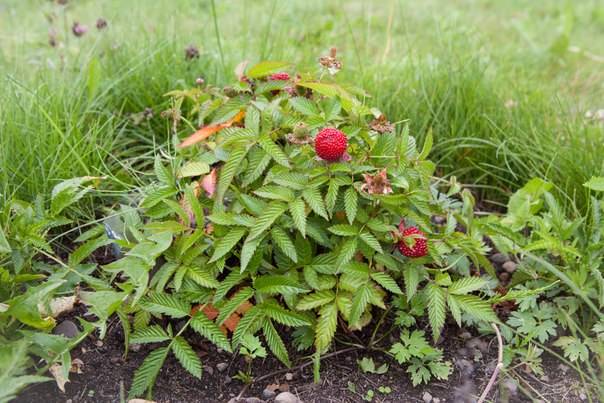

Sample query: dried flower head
[185,44,200,60]
[319,47,342,75]
[48,29,58,47]
[96,18,107,30]
[195,77,205,86]
[72,22,88,37]
[369,115,394,133]
[361,169,393,195]
[283,86,297,96]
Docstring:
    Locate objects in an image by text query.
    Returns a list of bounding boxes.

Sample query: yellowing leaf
[177,110,245,148]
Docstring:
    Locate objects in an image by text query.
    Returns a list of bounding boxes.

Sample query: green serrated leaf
[302,187,328,220]
[426,284,446,341]
[247,61,290,78]
[289,97,320,116]
[209,227,246,262]
[344,187,358,224]
[349,284,371,325]
[172,336,202,378]
[297,290,336,310]
[240,233,265,273]
[271,227,298,263]
[130,325,170,344]
[254,185,295,202]
[178,161,210,178]
[584,177,604,192]
[263,319,291,367]
[186,266,220,288]
[370,272,402,294]
[128,346,169,398]
[359,231,383,254]
[315,302,338,353]
[215,145,249,209]
[258,133,290,168]
[232,306,265,347]
[141,293,190,319]
[254,275,308,295]
[403,265,423,301]
[325,180,340,215]
[448,277,487,295]
[451,294,498,323]
[217,287,254,325]
[190,312,232,352]
[248,202,288,241]
[289,198,307,238]
[336,237,358,269]
[261,301,311,326]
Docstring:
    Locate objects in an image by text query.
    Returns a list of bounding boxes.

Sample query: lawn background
[1,0,603,215]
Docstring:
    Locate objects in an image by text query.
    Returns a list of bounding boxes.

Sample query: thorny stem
[477,323,504,403]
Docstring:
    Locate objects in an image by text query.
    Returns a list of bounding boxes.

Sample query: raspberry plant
[101,62,500,398]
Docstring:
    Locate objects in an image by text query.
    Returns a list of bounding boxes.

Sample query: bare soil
[16,313,590,403]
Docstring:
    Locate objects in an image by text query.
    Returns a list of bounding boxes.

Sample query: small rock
[95,340,104,347]
[275,391,301,403]
[579,392,587,401]
[216,362,228,372]
[454,380,475,403]
[204,365,214,376]
[502,261,517,273]
[459,331,472,340]
[223,375,232,385]
[422,391,433,402]
[263,388,277,399]
[130,343,142,352]
[433,398,440,403]
[285,372,294,381]
[455,358,475,376]
[491,253,508,264]
[499,272,510,282]
[53,320,79,338]
[466,338,488,353]
[557,363,570,373]
[110,356,121,364]
[503,378,518,395]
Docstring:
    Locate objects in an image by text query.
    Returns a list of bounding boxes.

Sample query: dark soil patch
[16,313,590,403]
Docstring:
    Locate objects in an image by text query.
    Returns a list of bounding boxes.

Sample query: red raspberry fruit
[269,72,290,81]
[398,226,428,258]
[314,128,348,161]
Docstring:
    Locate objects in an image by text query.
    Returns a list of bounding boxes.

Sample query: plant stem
[209,0,225,75]
[235,346,361,399]
[477,323,504,403]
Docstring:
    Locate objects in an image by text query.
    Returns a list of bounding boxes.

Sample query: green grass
[0,0,603,213]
